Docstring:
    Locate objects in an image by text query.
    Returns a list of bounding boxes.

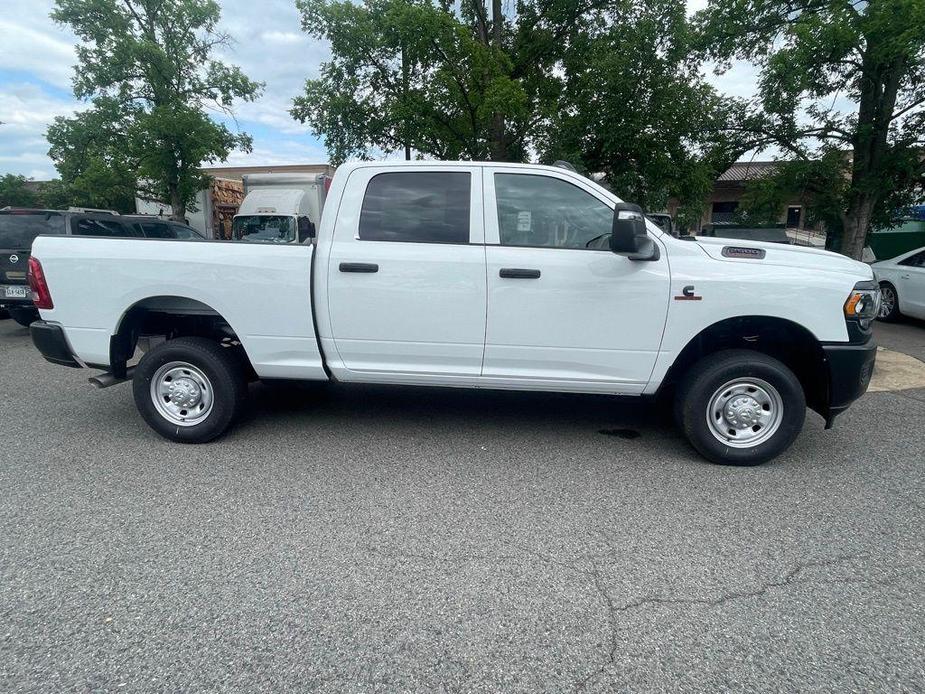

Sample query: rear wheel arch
[110,295,254,379]
[659,316,829,416]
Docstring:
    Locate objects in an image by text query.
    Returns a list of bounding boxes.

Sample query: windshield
[232,215,296,243]
[0,213,66,249]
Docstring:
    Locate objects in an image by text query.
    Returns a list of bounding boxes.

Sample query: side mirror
[297,216,315,243]
[610,203,659,261]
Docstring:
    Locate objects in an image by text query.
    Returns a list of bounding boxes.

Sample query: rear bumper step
[30,321,81,369]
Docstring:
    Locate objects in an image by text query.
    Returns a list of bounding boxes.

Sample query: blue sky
[0,0,758,180]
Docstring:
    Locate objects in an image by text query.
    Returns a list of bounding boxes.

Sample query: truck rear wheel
[132,337,247,443]
[675,350,806,466]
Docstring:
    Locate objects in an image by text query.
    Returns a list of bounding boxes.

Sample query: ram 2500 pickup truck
[27,162,879,465]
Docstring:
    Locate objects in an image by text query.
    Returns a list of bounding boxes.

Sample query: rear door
[323,165,487,382]
[481,167,670,393]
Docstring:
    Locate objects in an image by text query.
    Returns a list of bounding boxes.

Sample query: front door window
[494,173,614,250]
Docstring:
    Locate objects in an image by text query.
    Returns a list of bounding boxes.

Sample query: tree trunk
[169,186,186,224]
[841,196,875,260]
[401,43,411,160]
[839,48,904,260]
[489,0,506,161]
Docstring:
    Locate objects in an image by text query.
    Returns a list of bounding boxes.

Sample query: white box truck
[232,173,329,244]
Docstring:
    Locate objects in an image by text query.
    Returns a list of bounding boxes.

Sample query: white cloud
[211,139,329,168]
[0,21,76,88]
[0,83,86,179]
[259,30,307,44]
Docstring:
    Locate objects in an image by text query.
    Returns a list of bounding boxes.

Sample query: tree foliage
[0,175,40,208]
[49,0,262,219]
[697,0,925,258]
[292,0,746,220]
[542,0,751,219]
[291,0,536,163]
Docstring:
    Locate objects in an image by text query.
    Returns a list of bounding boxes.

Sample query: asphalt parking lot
[1,318,924,692]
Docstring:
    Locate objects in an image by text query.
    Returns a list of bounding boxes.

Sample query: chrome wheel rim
[150,361,214,427]
[879,286,895,318]
[706,378,783,448]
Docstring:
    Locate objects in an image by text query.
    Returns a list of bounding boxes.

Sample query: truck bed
[31,235,326,380]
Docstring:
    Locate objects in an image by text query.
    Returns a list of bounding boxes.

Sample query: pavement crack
[573,554,871,692]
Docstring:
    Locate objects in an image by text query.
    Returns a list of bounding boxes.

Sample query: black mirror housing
[610,203,659,261]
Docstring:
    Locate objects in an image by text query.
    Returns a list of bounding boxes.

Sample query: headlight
[844,285,881,329]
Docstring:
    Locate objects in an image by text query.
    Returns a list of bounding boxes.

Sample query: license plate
[3,285,29,299]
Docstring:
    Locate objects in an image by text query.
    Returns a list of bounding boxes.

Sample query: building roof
[717,161,779,183]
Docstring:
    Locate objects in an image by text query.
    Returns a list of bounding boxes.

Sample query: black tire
[9,307,38,327]
[675,349,806,466]
[132,337,247,443]
[877,281,901,322]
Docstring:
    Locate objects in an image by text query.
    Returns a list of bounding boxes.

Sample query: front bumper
[30,321,82,369]
[821,337,877,427]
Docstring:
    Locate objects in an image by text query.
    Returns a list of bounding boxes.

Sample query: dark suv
[1,209,205,327]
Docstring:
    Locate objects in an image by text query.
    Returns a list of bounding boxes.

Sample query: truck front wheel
[675,350,806,466]
[132,337,247,443]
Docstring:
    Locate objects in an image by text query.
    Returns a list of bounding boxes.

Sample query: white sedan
[872,246,925,321]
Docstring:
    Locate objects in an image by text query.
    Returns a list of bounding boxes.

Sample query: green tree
[46,98,139,212]
[697,0,925,258]
[542,0,750,221]
[0,174,40,208]
[291,0,538,163]
[292,0,746,226]
[50,0,262,220]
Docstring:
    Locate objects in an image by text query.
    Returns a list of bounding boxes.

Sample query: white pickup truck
[28,161,879,465]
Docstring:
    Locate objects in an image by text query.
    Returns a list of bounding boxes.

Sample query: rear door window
[169,223,203,239]
[138,221,172,238]
[71,217,142,237]
[0,213,66,248]
[358,172,470,244]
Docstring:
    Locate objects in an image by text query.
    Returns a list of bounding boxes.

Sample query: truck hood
[693,237,873,279]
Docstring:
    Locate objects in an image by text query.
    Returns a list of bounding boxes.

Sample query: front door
[481,168,670,393]
[324,166,487,382]
[898,249,925,316]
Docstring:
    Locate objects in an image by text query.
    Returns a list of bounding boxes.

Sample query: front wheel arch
[658,315,828,417]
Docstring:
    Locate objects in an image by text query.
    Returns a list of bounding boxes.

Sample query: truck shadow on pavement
[245,379,665,444]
